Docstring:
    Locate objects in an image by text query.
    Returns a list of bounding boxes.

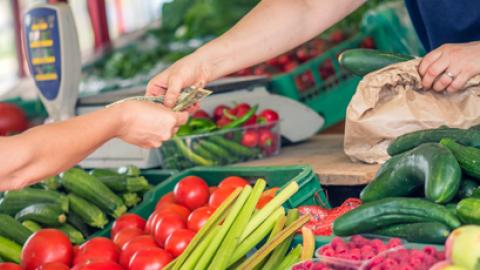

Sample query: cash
[106,87,212,112]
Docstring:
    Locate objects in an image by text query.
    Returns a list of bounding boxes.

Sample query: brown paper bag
[344,59,480,164]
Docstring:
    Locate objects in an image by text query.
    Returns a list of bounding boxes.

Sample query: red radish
[258,109,279,124]
[213,105,230,121]
[241,130,259,147]
[111,214,146,238]
[329,30,345,43]
[119,235,158,268]
[216,116,232,128]
[192,110,210,119]
[112,227,145,248]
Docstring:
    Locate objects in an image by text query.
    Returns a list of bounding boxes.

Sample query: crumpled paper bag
[344,58,480,164]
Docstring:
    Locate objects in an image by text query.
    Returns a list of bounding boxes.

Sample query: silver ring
[445,71,456,80]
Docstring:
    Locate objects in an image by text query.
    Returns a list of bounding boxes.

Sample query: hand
[419,41,480,92]
[147,53,213,108]
[115,101,189,148]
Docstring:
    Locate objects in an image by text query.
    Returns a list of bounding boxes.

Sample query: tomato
[262,187,279,197]
[219,176,249,189]
[258,109,279,124]
[0,103,28,136]
[111,213,146,238]
[155,192,175,209]
[119,235,158,268]
[256,195,274,209]
[73,245,80,257]
[36,262,70,270]
[192,110,210,119]
[113,227,145,248]
[241,130,259,147]
[153,213,186,247]
[209,186,218,194]
[21,229,73,270]
[74,237,119,265]
[209,187,235,209]
[128,248,173,270]
[173,176,210,210]
[0,263,22,270]
[213,105,230,121]
[165,229,196,257]
[187,206,215,232]
[71,261,122,270]
[155,203,190,221]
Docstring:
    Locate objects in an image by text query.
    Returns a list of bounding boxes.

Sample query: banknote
[106,87,212,112]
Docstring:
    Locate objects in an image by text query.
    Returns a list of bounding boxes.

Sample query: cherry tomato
[258,109,279,124]
[241,130,259,147]
[192,110,210,119]
[218,176,249,189]
[0,103,28,136]
[173,176,210,210]
[21,229,73,270]
[187,206,215,232]
[36,262,70,270]
[113,227,145,248]
[213,105,230,121]
[119,235,158,268]
[153,213,186,247]
[256,195,274,209]
[72,261,122,270]
[155,203,190,221]
[0,263,22,270]
[128,248,173,270]
[156,192,175,209]
[74,237,119,265]
[111,213,146,238]
[209,187,235,209]
[165,229,196,257]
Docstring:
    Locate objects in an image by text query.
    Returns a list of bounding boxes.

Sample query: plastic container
[159,122,281,171]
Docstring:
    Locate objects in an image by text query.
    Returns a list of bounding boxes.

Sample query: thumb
[147,73,169,96]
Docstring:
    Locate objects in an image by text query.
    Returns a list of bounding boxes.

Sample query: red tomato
[155,203,190,221]
[111,213,146,238]
[119,235,158,268]
[0,103,28,136]
[113,227,145,248]
[262,187,279,197]
[187,206,215,232]
[153,213,186,247]
[72,261,122,270]
[21,229,73,270]
[73,245,80,257]
[0,263,22,270]
[155,192,175,209]
[219,176,249,189]
[241,130,259,147]
[74,237,119,265]
[209,186,218,194]
[258,109,279,124]
[192,110,210,119]
[173,176,210,210]
[209,187,235,209]
[213,105,230,121]
[256,195,274,209]
[36,262,70,270]
[165,229,196,257]
[128,248,173,270]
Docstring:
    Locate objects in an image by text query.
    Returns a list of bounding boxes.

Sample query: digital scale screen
[24,7,62,100]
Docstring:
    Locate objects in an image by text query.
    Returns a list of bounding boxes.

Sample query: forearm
[196,0,365,79]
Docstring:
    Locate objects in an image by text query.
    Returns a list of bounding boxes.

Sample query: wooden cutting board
[238,134,380,186]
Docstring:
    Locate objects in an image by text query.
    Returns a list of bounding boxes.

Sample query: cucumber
[22,220,42,233]
[61,168,126,218]
[388,128,480,156]
[446,203,457,216]
[122,193,141,208]
[0,236,21,263]
[332,197,461,236]
[0,188,69,215]
[89,168,118,178]
[117,165,141,176]
[456,179,479,200]
[338,48,413,77]
[57,223,85,244]
[40,175,62,190]
[68,194,108,229]
[67,212,91,237]
[441,138,480,180]
[456,198,480,224]
[15,203,66,226]
[361,143,461,203]
[0,214,33,244]
[372,222,450,244]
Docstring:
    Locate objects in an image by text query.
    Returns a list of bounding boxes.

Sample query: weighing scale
[23,3,81,122]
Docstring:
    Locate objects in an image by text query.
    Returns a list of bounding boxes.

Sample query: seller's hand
[115,101,189,148]
[419,41,480,92]
[147,53,213,108]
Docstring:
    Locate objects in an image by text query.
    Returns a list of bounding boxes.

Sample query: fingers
[173,111,189,126]
[419,50,442,76]
[186,103,200,114]
[164,77,183,108]
[421,56,450,90]
[146,73,169,96]
[448,71,472,93]
[432,73,453,92]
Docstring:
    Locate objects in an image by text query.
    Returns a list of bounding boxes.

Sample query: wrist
[194,44,231,81]
[107,102,131,138]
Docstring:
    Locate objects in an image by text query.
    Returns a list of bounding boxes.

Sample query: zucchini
[68,194,108,229]
[338,48,413,77]
[61,168,126,218]
[117,165,141,176]
[446,203,457,216]
[97,175,149,193]
[57,223,85,244]
[22,220,42,233]
[333,197,461,236]
[67,211,91,237]
[89,168,118,177]
[0,188,69,215]
[361,143,461,203]
[456,198,480,224]
[388,127,480,156]
[122,193,141,208]
[0,214,33,244]
[441,138,480,180]
[456,179,479,200]
[372,222,450,244]
[40,175,62,190]
[0,236,21,263]
[15,203,66,226]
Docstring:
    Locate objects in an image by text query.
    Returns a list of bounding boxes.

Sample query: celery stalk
[277,244,303,270]
[208,179,266,270]
[301,226,315,260]
[240,181,299,241]
[253,213,287,270]
[180,225,219,270]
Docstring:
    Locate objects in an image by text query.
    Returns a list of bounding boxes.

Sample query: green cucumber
[333,197,461,236]
[0,235,21,263]
[61,168,126,218]
[388,128,480,156]
[57,223,85,244]
[456,198,480,224]
[338,48,413,77]
[210,136,259,158]
[0,188,69,215]
[446,203,457,216]
[441,138,480,180]
[67,211,91,237]
[117,165,141,176]
[361,143,461,203]
[456,179,479,200]
[0,214,33,244]
[22,220,42,233]
[372,222,450,244]
[40,175,62,190]
[15,203,66,226]
[68,194,108,229]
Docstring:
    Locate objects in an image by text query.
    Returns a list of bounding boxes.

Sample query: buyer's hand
[419,41,480,92]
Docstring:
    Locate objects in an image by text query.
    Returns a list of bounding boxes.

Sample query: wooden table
[239,134,380,186]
